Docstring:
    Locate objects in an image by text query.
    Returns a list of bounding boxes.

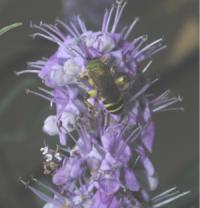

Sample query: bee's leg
[83,99,93,111]
[79,71,89,80]
[88,78,95,86]
[88,89,97,98]
[115,75,129,91]
[83,89,98,111]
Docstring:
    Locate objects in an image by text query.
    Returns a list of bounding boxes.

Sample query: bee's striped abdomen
[103,98,123,114]
[87,58,124,114]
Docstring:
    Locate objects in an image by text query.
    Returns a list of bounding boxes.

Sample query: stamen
[152,96,182,113]
[38,87,53,96]
[128,78,159,104]
[105,5,115,33]
[124,17,139,40]
[19,178,30,188]
[120,25,128,37]
[19,178,57,204]
[133,35,148,50]
[102,9,109,32]
[103,111,111,131]
[152,187,177,200]
[133,155,141,167]
[116,125,142,157]
[65,129,77,144]
[42,23,65,40]
[28,60,46,69]
[31,22,64,45]
[57,120,77,144]
[111,1,127,33]
[142,60,153,73]
[117,120,130,138]
[151,90,171,103]
[14,69,39,76]
[152,96,181,107]
[158,107,184,112]
[149,45,167,57]
[152,191,190,208]
[31,32,61,45]
[56,19,79,38]
[70,22,81,36]
[135,39,163,58]
[77,16,87,33]
[31,177,65,200]
[25,88,53,102]
[60,147,71,153]
[77,123,91,152]
[67,45,85,58]
[153,191,180,203]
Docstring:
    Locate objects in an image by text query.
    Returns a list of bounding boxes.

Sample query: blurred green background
[0,0,198,207]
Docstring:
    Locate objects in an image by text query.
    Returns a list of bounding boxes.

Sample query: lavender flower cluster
[18,1,189,208]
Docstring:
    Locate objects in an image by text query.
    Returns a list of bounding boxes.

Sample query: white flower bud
[43,115,58,136]
[63,59,81,76]
[50,65,66,86]
[84,34,97,48]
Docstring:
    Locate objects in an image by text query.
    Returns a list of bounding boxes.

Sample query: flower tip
[116,0,127,5]
[135,17,140,23]
[29,21,33,28]
[178,96,183,102]
[13,70,20,76]
[25,88,31,94]
[18,177,30,188]
[30,34,36,39]
[30,175,37,182]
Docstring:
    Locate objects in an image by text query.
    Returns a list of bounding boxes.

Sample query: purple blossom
[18,1,189,208]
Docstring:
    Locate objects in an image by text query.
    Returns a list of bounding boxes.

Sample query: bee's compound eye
[45,153,53,162]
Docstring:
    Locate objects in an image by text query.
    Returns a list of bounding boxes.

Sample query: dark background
[0,0,198,207]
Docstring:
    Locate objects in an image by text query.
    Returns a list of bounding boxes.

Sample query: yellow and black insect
[82,58,128,114]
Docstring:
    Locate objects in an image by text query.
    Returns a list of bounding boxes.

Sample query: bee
[40,146,63,175]
[81,58,128,114]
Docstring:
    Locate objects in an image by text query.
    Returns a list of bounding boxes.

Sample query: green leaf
[0,22,23,36]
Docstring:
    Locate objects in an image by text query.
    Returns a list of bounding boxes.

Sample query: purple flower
[18,1,189,208]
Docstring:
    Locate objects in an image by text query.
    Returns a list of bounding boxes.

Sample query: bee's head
[87,59,106,72]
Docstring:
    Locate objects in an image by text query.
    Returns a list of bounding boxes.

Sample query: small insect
[40,145,63,175]
[81,58,128,114]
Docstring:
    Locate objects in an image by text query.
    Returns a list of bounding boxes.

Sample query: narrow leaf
[0,22,23,36]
